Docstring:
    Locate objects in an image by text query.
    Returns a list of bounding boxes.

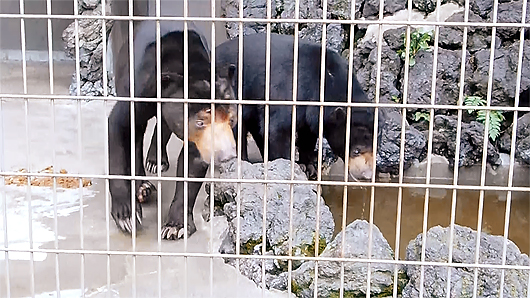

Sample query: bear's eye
[196,120,205,128]
[353,149,360,155]
[205,109,211,114]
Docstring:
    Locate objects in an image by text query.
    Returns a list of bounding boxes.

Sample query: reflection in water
[322,185,530,259]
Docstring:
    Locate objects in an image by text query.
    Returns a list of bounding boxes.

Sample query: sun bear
[146,33,375,182]
[109,20,237,240]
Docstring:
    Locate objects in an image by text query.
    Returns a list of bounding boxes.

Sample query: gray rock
[495,1,530,41]
[328,0,363,20]
[277,0,322,34]
[298,23,344,53]
[291,220,408,298]
[432,115,501,167]
[517,135,530,164]
[354,40,402,104]
[376,109,427,174]
[413,0,450,14]
[471,0,494,18]
[205,158,335,288]
[402,225,530,298]
[363,0,407,18]
[499,113,530,164]
[62,2,114,97]
[384,27,407,52]
[69,72,116,97]
[401,48,472,109]
[222,0,279,39]
[469,41,530,107]
[438,10,489,51]
[62,3,113,59]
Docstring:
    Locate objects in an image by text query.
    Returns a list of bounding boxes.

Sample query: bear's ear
[331,107,347,121]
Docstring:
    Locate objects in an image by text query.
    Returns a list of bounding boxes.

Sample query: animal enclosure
[0,0,530,297]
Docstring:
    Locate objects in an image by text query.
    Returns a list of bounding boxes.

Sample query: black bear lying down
[147,33,375,182]
[109,20,237,239]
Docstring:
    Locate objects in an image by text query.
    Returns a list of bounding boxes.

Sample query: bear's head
[325,106,375,181]
[186,65,238,165]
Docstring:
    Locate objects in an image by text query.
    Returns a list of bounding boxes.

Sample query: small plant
[464,96,505,142]
[412,111,430,122]
[397,29,433,67]
[391,95,401,103]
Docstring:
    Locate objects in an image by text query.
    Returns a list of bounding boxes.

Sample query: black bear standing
[147,33,375,181]
[109,20,237,240]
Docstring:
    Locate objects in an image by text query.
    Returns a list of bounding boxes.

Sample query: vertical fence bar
[44,0,61,296]
[72,0,86,295]
[0,46,9,298]
[154,0,162,297]
[446,0,471,296]
[472,1,499,297]
[393,0,414,296]
[126,0,137,297]
[100,0,112,296]
[314,0,329,296]
[498,0,527,296]
[418,1,442,297]
[18,0,35,296]
[209,1,217,297]
[288,0,300,295]
[261,0,272,296]
[182,1,190,296]
[235,0,244,296]
[367,0,386,295]
[338,0,356,296]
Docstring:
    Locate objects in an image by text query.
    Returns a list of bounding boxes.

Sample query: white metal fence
[0,0,529,297]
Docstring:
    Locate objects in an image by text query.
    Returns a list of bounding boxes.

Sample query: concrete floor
[0,60,289,297]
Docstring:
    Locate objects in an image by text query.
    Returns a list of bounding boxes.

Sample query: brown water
[323,185,530,259]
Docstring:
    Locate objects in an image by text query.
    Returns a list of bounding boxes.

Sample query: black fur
[147,33,375,180]
[109,20,235,239]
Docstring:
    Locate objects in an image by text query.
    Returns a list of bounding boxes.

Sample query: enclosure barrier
[0,0,529,297]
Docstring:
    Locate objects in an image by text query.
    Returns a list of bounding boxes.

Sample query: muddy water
[323,185,530,259]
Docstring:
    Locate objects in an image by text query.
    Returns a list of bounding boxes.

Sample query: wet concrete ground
[0,60,290,297]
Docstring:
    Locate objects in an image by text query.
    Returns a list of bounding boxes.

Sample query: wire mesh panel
[0,0,529,297]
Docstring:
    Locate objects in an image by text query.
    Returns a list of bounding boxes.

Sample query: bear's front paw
[137,181,156,204]
[111,203,143,234]
[161,219,197,240]
[145,156,170,174]
[299,163,318,180]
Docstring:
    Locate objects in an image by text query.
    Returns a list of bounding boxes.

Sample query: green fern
[464,96,505,141]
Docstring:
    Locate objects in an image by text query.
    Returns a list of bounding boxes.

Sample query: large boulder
[403,225,530,298]
[468,40,530,108]
[499,112,530,164]
[432,115,501,167]
[494,0,530,41]
[400,48,472,109]
[354,40,402,104]
[291,220,408,297]
[377,109,427,174]
[204,158,335,288]
[62,2,115,97]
